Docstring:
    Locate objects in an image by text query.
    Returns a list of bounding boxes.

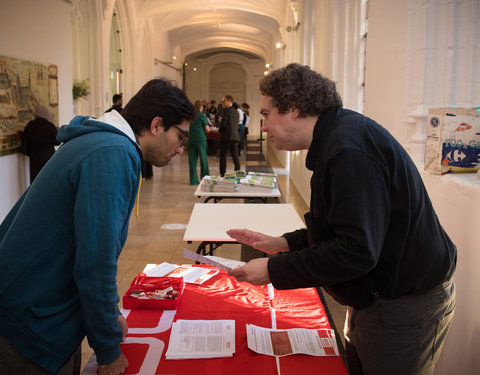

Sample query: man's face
[222,97,231,107]
[259,95,300,151]
[148,119,189,167]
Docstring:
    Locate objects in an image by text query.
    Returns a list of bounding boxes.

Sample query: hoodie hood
[57,110,139,151]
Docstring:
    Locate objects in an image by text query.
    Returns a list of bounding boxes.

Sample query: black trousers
[219,140,240,176]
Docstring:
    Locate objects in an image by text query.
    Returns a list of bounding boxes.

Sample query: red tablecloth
[206,130,220,140]
[83,267,348,375]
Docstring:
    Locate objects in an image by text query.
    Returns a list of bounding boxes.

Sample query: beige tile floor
[80,139,346,371]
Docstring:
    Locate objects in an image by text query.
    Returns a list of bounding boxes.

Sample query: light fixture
[193,67,197,71]
[154,58,182,72]
[286,22,301,32]
[264,70,269,76]
[275,42,286,50]
[265,63,270,68]
[173,56,177,60]
[154,58,172,65]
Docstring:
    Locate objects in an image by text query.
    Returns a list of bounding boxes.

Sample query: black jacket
[268,108,456,308]
[23,116,60,183]
[219,106,240,142]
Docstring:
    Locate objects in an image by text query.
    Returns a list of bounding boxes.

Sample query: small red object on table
[122,273,183,310]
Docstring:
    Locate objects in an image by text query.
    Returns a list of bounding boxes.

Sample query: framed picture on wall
[0,55,59,156]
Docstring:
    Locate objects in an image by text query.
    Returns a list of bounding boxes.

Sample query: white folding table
[183,203,305,255]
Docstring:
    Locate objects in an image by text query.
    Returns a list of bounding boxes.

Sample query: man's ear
[150,116,164,135]
[291,107,300,119]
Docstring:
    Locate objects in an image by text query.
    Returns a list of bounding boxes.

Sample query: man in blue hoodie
[0,79,196,375]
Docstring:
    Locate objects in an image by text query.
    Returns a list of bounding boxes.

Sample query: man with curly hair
[228,63,456,375]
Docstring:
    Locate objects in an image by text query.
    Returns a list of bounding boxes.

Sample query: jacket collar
[305,107,339,171]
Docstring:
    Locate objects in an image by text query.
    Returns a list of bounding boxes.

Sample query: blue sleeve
[72,145,139,364]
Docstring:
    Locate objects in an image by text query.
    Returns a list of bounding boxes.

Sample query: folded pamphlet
[165,320,235,359]
[246,324,339,357]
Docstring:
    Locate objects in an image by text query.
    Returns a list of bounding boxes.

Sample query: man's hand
[118,314,128,342]
[97,353,128,375]
[226,229,289,254]
[228,258,270,285]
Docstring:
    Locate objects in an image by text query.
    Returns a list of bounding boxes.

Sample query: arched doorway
[209,62,246,105]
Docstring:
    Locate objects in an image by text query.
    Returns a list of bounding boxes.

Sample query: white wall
[364,0,408,142]
[0,0,73,221]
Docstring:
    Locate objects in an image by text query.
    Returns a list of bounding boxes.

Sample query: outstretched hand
[226,229,289,254]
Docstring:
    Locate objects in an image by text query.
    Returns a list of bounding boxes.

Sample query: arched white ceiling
[132,0,290,62]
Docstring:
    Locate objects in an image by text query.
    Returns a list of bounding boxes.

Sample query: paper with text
[165,320,236,359]
[246,324,339,357]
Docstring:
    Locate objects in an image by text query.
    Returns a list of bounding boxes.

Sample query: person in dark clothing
[228,63,456,375]
[218,95,240,176]
[22,106,60,183]
[215,103,223,126]
[105,93,124,113]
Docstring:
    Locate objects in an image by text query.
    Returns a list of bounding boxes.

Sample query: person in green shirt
[187,100,210,184]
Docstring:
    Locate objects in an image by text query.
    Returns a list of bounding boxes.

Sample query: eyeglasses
[171,124,189,147]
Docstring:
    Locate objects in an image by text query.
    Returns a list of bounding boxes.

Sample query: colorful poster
[0,55,58,156]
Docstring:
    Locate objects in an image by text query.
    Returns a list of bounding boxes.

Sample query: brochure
[165,320,236,359]
[246,324,339,357]
[183,248,245,271]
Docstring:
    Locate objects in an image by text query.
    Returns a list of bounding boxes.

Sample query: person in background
[22,104,60,183]
[0,79,196,375]
[241,102,250,148]
[215,102,223,126]
[105,93,123,113]
[206,100,216,126]
[233,102,245,156]
[228,63,456,375]
[218,95,240,176]
[141,158,154,180]
[188,100,210,185]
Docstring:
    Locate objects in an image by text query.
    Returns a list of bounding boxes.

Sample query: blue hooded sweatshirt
[0,112,141,372]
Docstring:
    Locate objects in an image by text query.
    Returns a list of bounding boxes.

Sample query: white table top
[194,177,281,198]
[183,203,305,242]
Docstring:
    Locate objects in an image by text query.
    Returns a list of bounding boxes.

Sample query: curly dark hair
[122,78,196,135]
[259,63,342,117]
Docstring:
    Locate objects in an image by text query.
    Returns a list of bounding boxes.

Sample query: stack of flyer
[223,170,237,179]
[165,320,236,359]
[237,172,278,193]
[201,176,238,192]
